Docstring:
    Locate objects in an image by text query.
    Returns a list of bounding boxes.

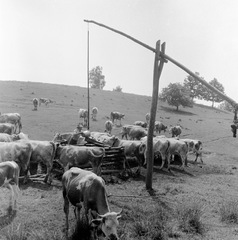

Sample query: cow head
[91,210,122,240]
[231,124,237,138]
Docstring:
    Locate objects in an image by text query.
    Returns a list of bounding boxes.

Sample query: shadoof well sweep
[84,19,238,190]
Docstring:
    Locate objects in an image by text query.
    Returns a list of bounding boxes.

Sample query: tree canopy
[113,85,122,92]
[159,82,194,111]
[89,66,106,89]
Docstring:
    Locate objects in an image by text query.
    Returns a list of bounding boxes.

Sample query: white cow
[91,107,98,121]
[0,113,22,133]
[79,108,88,127]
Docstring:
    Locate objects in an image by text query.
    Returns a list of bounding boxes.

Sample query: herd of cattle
[0,110,203,239]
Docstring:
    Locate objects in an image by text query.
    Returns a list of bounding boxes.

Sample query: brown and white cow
[154,121,167,135]
[133,121,147,128]
[169,125,182,138]
[0,141,33,183]
[32,98,39,111]
[110,111,125,126]
[0,133,20,142]
[62,167,122,239]
[128,126,148,140]
[0,123,15,135]
[0,161,20,210]
[0,113,22,133]
[54,145,105,175]
[79,108,88,127]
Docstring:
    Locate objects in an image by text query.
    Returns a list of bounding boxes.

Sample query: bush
[176,200,205,235]
[220,200,238,224]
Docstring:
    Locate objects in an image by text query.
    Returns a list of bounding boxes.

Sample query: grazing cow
[0,123,15,135]
[91,107,98,121]
[79,108,88,127]
[121,124,138,140]
[133,121,147,128]
[39,98,54,106]
[62,167,122,239]
[0,161,20,210]
[110,111,125,126]
[0,141,33,183]
[0,113,22,133]
[145,113,150,125]
[0,133,20,142]
[54,145,105,175]
[128,126,148,140]
[231,124,238,138]
[154,121,167,135]
[180,139,203,163]
[169,125,182,138]
[105,120,113,134]
[32,98,39,111]
[27,140,57,184]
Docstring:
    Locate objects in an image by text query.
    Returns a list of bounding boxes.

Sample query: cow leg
[63,195,70,233]
[43,163,53,184]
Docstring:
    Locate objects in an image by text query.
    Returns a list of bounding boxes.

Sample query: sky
[1,0,238,105]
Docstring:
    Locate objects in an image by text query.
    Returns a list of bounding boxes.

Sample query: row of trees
[89,65,233,112]
[159,72,227,111]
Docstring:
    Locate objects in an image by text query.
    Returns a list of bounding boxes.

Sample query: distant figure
[32,98,39,111]
[91,107,98,121]
[39,98,54,106]
[145,113,150,125]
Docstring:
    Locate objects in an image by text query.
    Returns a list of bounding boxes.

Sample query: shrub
[220,200,238,224]
[176,200,205,235]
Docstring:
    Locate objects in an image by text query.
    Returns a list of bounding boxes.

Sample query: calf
[62,167,122,239]
[0,161,20,210]
[105,120,113,134]
[110,111,125,126]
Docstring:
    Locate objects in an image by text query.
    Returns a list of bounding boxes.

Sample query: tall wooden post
[146,41,166,190]
[87,24,90,130]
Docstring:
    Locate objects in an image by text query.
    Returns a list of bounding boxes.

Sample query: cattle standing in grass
[0,161,20,210]
[180,139,203,163]
[145,113,150,125]
[154,121,167,135]
[0,141,33,183]
[169,125,182,138]
[110,111,125,126]
[62,167,122,239]
[121,125,136,140]
[128,126,148,140]
[105,120,113,134]
[0,113,22,133]
[0,123,15,135]
[39,98,54,106]
[32,98,39,111]
[133,121,147,128]
[54,145,105,175]
[91,107,98,121]
[79,108,88,127]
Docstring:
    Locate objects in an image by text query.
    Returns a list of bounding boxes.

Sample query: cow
[133,121,147,128]
[91,107,98,121]
[27,140,57,184]
[79,108,88,127]
[39,98,54,106]
[169,125,182,138]
[0,141,33,183]
[62,167,122,239]
[145,113,150,125]
[121,124,137,140]
[154,121,167,135]
[32,98,39,111]
[0,133,20,142]
[231,124,238,138]
[54,145,105,175]
[0,123,15,135]
[90,131,119,147]
[180,139,203,163]
[105,120,113,134]
[128,126,148,140]
[0,161,20,210]
[0,113,22,133]
[110,111,125,126]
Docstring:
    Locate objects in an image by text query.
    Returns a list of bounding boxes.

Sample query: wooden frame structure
[84,19,238,190]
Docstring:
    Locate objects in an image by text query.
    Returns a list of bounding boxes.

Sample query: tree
[89,66,106,89]
[183,72,205,100]
[113,85,122,92]
[159,83,194,111]
[218,101,234,112]
[202,78,225,107]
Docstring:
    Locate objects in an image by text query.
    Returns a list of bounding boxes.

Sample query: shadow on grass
[160,105,196,116]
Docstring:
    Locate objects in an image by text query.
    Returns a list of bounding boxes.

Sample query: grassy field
[0,80,238,240]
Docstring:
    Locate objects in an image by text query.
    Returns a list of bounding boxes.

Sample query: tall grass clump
[3,224,28,240]
[220,199,238,224]
[176,199,205,235]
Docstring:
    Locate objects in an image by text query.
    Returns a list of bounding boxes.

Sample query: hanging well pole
[87,23,90,130]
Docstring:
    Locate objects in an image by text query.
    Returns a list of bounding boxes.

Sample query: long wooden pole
[84,19,238,110]
[87,23,90,130]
